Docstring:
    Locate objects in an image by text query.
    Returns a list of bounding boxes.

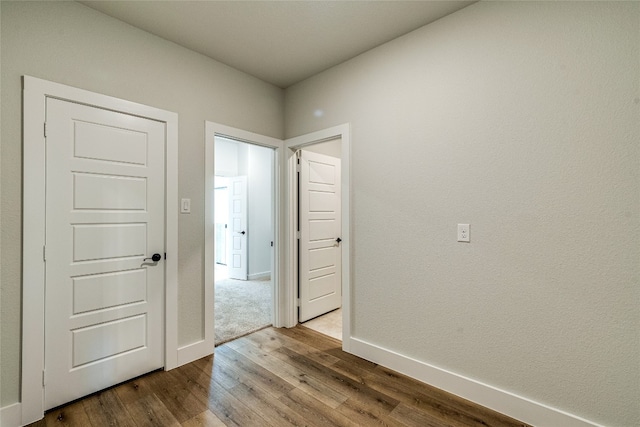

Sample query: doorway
[213,136,275,345]
[297,141,343,340]
[297,148,342,322]
[21,76,179,423]
[284,127,351,346]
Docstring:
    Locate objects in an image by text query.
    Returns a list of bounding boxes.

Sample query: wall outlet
[457,224,470,242]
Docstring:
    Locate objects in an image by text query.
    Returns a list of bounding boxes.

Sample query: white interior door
[228,176,248,280]
[44,98,165,410]
[299,150,342,322]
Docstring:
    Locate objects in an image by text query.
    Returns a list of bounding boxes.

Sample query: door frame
[284,124,351,352]
[21,76,179,425]
[205,121,284,332]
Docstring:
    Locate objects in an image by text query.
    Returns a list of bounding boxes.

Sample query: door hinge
[296,231,301,240]
[43,245,46,262]
[44,122,47,138]
[296,298,301,307]
[42,370,46,387]
[164,252,167,260]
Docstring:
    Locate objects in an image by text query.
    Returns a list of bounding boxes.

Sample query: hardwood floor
[29,326,531,427]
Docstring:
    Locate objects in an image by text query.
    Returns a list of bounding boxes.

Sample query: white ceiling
[79,1,474,88]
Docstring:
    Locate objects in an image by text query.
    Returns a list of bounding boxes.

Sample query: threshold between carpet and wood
[214,276,272,346]
[28,325,530,427]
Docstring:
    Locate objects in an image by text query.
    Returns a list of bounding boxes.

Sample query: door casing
[21,76,179,425]
[285,124,351,352]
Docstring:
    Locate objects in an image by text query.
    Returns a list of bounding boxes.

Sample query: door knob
[240,231,246,235]
[336,237,342,244]
[144,253,162,262]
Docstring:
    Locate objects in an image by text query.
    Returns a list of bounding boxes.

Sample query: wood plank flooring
[28,326,531,427]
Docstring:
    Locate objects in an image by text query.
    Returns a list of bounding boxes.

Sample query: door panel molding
[298,150,342,321]
[227,175,248,280]
[44,98,165,409]
[22,76,179,425]
[284,124,351,351]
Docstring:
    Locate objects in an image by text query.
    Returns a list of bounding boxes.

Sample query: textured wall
[247,144,274,277]
[285,2,639,426]
[0,1,283,406]
[302,138,342,159]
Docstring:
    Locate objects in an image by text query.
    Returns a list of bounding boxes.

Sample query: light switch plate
[457,224,469,242]
[181,198,191,214]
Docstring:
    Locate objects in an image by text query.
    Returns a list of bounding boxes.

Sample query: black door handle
[144,253,162,262]
[336,237,342,244]
[240,231,246,235]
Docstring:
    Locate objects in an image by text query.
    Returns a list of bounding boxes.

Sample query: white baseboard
[0,344,212,427]
[348,337,602,427]
[248,271,271,281]
[177,339,214,367]
[1,402,22,427]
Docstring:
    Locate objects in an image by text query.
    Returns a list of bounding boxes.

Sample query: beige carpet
[214,277,272,345]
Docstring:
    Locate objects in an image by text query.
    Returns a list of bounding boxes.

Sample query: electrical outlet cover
[457,224,469,242]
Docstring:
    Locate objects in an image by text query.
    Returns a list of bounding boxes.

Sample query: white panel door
[299,150,342,322]
[228,176,248,280]
[44,98,165,410]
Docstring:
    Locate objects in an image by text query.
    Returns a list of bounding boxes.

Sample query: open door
[228,175,248,280]
[298,150,342,322]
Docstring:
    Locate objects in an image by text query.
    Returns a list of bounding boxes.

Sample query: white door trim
[21,76,179,425]
[204,121,284,337]
[284,124,351,352]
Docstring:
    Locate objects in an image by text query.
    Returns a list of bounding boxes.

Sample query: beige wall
[0,1,283,406]
[247,144,274,278]
[302,138,342,159]
[285,2,639,426]
[2,2,639,425]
